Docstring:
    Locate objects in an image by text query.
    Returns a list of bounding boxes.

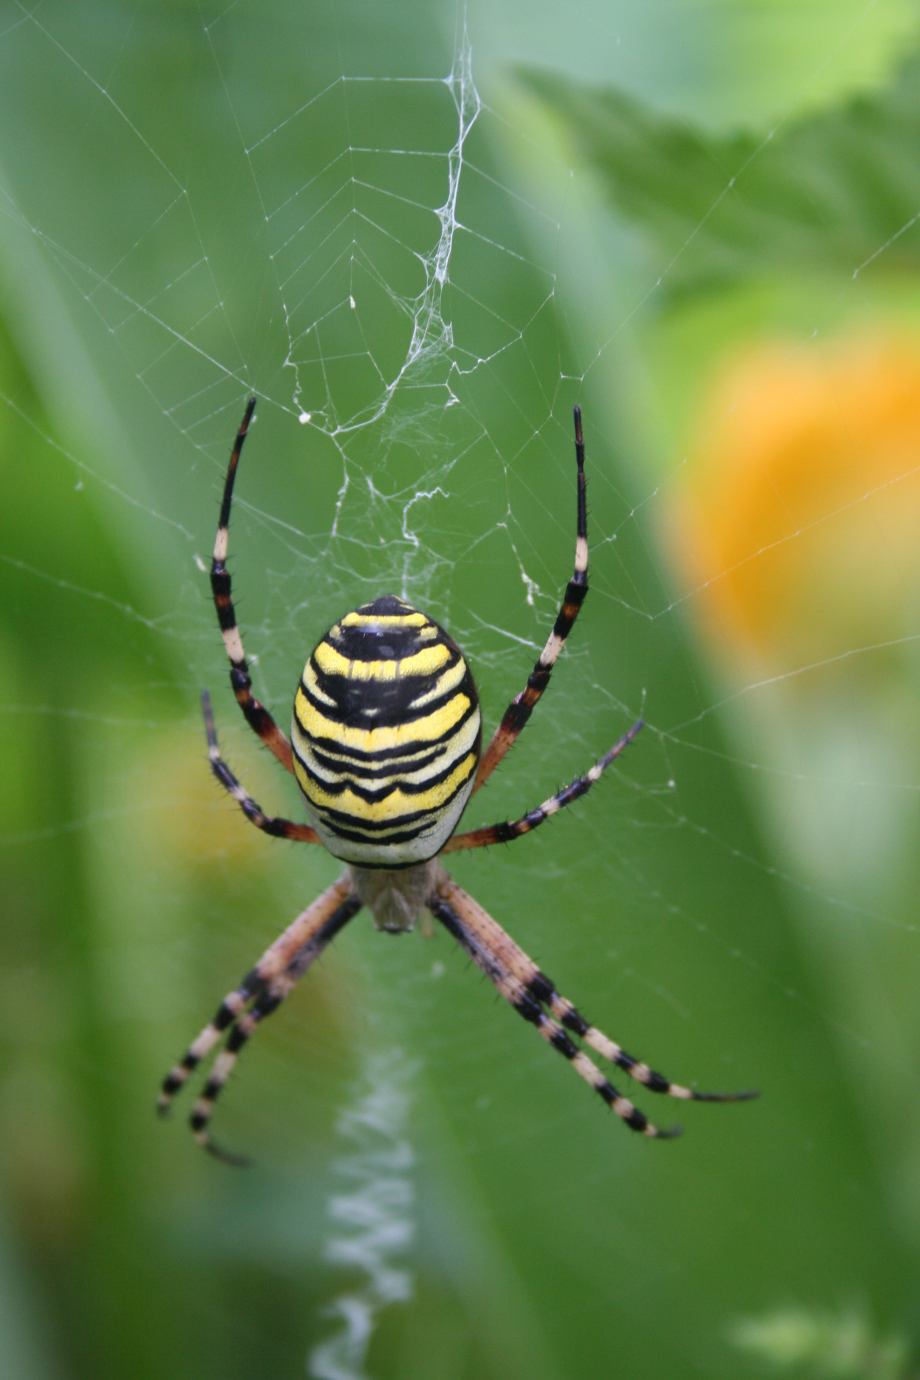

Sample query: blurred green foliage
[1,3,919,1379]
[729,1306,912,1379]
[520,53,920,297]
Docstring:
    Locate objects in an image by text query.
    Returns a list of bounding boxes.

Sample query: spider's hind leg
[428,875,681,1137]
[157,876,362,1163]
[526,973,758,1104]
[188,985,286,1165]
[158,975,260,1115]
[428,872,756,1135]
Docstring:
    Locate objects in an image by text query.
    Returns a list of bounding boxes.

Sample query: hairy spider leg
[211,398,296,775]
[428,878,675,1136]
[526,981,757,1104]
[159,878,361,1163]
[156,875,356,1113]
[202,690,320,843]
[429,875,757,1130]
[445,718,644,852]
[158,978,259,1114]
[473,405,589,794]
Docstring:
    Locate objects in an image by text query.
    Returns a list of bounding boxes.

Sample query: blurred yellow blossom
[666,335,920,672]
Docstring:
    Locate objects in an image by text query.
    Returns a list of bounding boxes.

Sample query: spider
[158,399,756,1162]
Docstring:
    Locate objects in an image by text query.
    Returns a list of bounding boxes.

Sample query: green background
[1,2,919,1377]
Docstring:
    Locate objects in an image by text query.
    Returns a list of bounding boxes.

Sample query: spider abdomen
[291,595,481,866]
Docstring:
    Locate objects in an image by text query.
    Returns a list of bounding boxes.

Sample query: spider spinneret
[159,398,757,1163]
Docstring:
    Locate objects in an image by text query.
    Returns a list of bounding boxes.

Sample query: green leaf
[518,53,920,296]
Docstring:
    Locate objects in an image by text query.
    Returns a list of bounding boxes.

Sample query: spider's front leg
[158,876,361,1163]
[427,873,756,1135]
[473,405,589,794]
[210,398,296,775]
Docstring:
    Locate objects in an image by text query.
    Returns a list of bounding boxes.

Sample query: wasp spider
[159,400,756,1162]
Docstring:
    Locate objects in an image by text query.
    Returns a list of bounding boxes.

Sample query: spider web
[1,3,919,1378]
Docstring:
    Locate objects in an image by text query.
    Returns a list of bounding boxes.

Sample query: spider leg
[427,874,681,1136]
[202,690,320,843]
[157,977,256,1113]
[158,876,361,1163]
[210,398,295,775]
[525,976,757,1105]
[473,406,588,795]
[444,719,643,853]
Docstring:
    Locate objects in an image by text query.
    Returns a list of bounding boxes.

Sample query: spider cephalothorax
[159,399,756,1163]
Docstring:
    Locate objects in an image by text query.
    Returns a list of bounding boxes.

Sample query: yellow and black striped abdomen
[291,596,481,867]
